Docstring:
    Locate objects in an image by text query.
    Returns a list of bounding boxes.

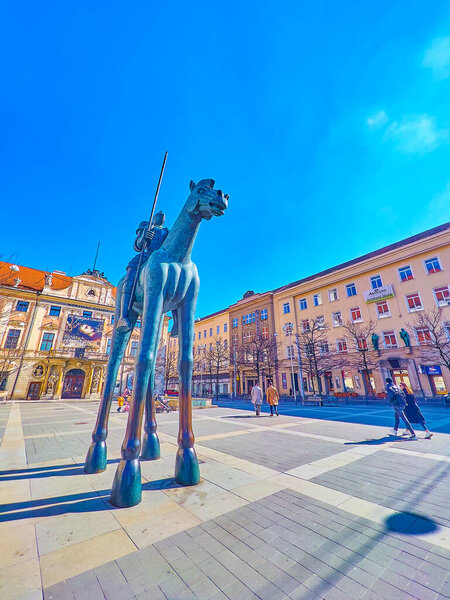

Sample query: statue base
[175,447,200,486]
[110,458,142,507]
[84,441,107,473]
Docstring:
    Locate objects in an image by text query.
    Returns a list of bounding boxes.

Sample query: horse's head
[186,179,228,220]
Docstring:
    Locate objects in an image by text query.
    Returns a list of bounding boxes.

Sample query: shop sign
[364,284,394,303]
[420,365,442,376]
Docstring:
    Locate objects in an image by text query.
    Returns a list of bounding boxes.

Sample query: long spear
[127,151,168,313]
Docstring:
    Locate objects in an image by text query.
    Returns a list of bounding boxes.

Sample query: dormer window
[87,289,96,297]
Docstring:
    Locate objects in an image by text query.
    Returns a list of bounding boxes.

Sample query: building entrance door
[62,369,85,399]
[391,369,411,389]
[26,382,42,400]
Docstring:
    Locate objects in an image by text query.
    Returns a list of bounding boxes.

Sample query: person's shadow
[345,435,410,446]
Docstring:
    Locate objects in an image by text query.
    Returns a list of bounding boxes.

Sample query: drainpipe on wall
[9,291,41,400]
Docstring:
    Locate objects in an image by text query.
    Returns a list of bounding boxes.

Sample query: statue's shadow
[0,465,182,523]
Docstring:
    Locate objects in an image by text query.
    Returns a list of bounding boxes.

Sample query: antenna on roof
[92,242,100,272]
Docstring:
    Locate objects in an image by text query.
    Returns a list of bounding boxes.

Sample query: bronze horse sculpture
[84,179,228,506]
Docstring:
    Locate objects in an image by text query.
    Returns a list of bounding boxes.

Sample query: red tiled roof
[0,262,73,292]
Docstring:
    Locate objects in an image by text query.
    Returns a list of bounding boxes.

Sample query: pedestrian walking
[399,383,433,439]
[251,382,263,416]
[385,378,417,440]
[267,381,279,416]
[117,395,124,412]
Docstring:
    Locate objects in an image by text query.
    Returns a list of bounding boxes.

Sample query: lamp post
[283,322,297,405]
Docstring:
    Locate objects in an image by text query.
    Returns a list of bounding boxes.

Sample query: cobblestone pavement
[0,401,449,599]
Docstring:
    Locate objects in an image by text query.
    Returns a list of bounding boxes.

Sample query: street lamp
[283,322,297,405]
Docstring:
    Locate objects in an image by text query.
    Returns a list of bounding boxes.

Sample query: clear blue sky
[1,1,450,317]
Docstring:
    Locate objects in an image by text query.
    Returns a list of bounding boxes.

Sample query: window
[232,334,238,345]
[283,302,290,314]
[305,343,313,357]
[40,332,55,351]
[260,308,268,320]
[16,301,29,313]
[224,340,228,350]
[299,298,307,310]
[376,300,390,318]
[203,330,206,338]
[357,337,368,350]
[49,305,61,317]
[130,341,139,357]
[111,315,115,324]
[316,316,325,329]
[416,327,431,345]
[5,329,20,349]
[319,341,329,355]
[209,328,213,336]
[424,257,442,274]
[328,288,338,302]
[350,307,362,322]
[383,331,397,349]
[242,331,252,343]
[398,265,414,282]
[261,326,269,340]
[346,283,357,297]
[232,318,238,328]
[313,293,322,306]
[332,312,343,327]
[405,293,423,312]
[336,339,347,353]
[301,319,310,332]
[135,320,141,328]
[106,338,112,355]
[216,325,220,334]
[82,310,92,318]
[287,345,294,358]
[434,286,450,307]
[370,275,383,289]
[224,323,228,332]
[242,313,255,325]
[197,331,201,340]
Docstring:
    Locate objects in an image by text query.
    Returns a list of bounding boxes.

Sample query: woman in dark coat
[399,383,433,439]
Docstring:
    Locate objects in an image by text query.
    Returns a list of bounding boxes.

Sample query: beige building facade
[273,223,449,399]
[0,263,142,400]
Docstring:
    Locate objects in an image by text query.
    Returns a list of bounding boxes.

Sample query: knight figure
[116,211,169,332]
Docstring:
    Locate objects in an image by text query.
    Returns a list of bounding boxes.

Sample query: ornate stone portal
[84,179,228,507]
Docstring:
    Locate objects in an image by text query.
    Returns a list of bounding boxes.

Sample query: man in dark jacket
[385,377,416,440]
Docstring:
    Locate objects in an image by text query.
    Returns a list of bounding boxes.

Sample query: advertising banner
[62,315,104,348]
[363,284,395,303]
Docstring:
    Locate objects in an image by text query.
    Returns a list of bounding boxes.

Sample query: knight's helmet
[153,211,165,227]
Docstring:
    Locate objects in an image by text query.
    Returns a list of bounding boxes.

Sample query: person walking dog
[399,382,433,439]
[386,378,417,440]
[251,382,263,416]
[267,381,279,416]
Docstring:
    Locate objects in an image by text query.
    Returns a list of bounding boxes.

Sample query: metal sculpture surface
[84,179,228,507]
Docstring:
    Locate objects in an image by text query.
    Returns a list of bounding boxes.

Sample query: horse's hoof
[110,458,142,507]
[84,441,107,473]
[175,447,200,486]
[141,432,160,460]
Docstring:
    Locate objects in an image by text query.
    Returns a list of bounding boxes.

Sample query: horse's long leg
[174,282,200,486]
[141,316,164,460]
[110,290,163,507]
[84,281,137,473]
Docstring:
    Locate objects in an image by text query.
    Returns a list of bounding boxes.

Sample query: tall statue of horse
[84,179,228,507]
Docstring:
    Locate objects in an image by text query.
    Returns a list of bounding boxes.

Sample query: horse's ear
[189,180,196,192]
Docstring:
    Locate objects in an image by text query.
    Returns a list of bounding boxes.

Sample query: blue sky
[1,1,450,317]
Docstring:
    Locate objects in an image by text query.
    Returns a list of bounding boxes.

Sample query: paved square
[1,400,449,599]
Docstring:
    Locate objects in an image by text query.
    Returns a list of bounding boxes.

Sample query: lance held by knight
[116,211,169,332]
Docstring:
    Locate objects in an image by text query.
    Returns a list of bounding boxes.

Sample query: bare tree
[297,318,342,395]
[204,337,229,400]
[341,320,379,396]
[0,347,21,392]
[229,343,246,396]
[409,307,450,372]
[241,332,278,387]
[162,339,179,392]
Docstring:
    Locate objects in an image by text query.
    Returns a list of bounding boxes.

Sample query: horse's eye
[197,188,205,194]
